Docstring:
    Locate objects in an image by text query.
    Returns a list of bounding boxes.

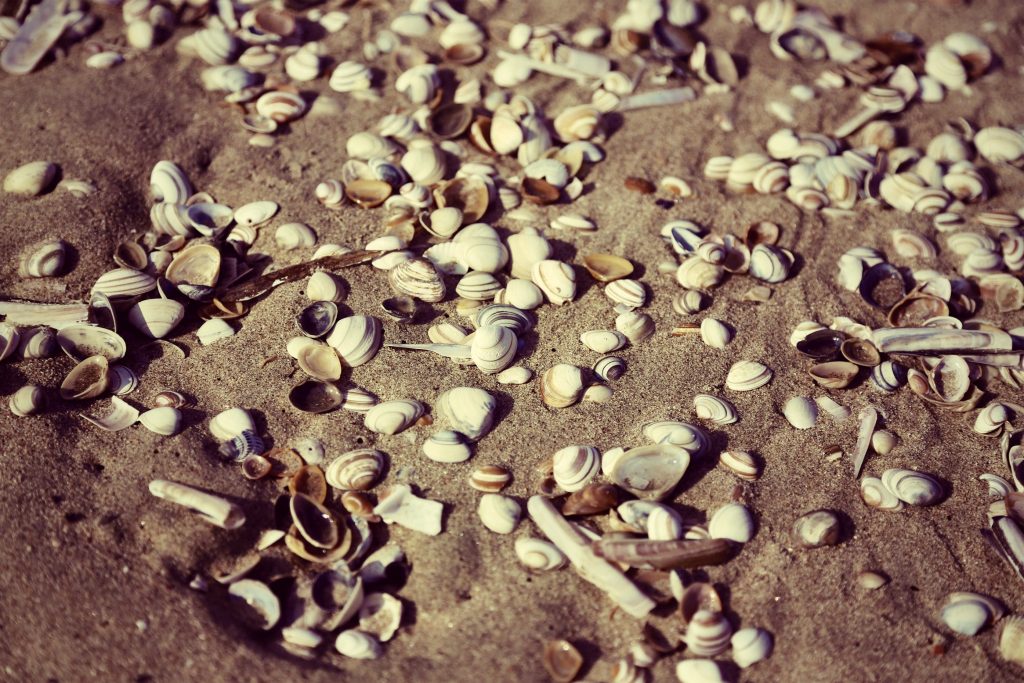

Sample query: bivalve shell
[422,430,471,463]
[708,502,755,543]
[881,468,944,506]
[540,364,585,408]
[685,609,733,657]
[10,384,44,417]
[325,449,385,490]
[941,592,1005,636]
[4,161,58,196]
[514,537,566,571]
[782,396,818,429]
[478,494,521,534]
[364,399,424,435]
[700,319,732,348]
[389,257,446,303]
[325,316,382,367]
[732,628,774,669]
[793,509,842,548]
[726,360,773,391]
[552,445,601,492]
[138,407,182,436]
[435,387,496,441]
[615,311,655,343]
[20,240,68,277]
[693,394,738,425]
[127,298,186,339]
[607,444,690,501]
[532,260,576,305]
[580,330,627,353]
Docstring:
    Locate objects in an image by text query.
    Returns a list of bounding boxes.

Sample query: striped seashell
[593,355,626,382]
[284,46,322,82]
[9,384,44,417]
[752,161,789,194]
[194,27,239,66]
[150,160,191,204]
[676,256,725,290]
[395,64,439,104]
[91,268,156,299]
[422,430,471,463]
[329,60,372,93]
[694,394,738,425]
[20,239,68,278]
[514,537,567,570]
[469,464,512,492]
[335,630,381,660]
[470,326,517,374]
[605,279,646,309]
[719,450,760,480]
[325,448,385,490]
[881,468,944,506]
[325,315,382,366]
[975,126,1024,164]
[871,360,906,392]
[17,326,58,359]
[219,430,265,461]
[553,104,601,142]
[337,386,377,413]
[891,230,937,259]
[128,298,185,339]
[532,260,576,305]
[642,420,709,456]
[346,132,399,161]
[726,360,772,391]
[150,202,192,236]
[478,494,521,534]
[439,18,485,48]
[256,91,307,123]
[703,156,733,181]
[474,304,532,334]
[786,185,829,211]
[400,144,446,185]
[552,445,601,492]
[389,257,445,302]
[860,476,904,510]
[363,399,425,435]
[726,153,771,192]
[540,363,585,408]
[646,506,684,541]
[924,43,966,90]
[673,289,708,315]
[549,213,596,232]
[942,165,990,203]
[378,114,420,141]
[615,310,654,343]
[685,609,733,656]
[456,271,502,301]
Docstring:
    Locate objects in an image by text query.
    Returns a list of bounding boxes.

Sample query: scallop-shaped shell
[708,502,755,543]
[435,386,496,441]
[782,396,818,429]
[793,509,841,548]
[478,494,521,534]
[552,445,601,492]
[540,364,585,408]
[881,468,944,506]
[470,325,517,374]
[325,316,382,367]
[515,537,566,571]
[732,628,774,669]
[999,615,1024,665]
[726,360,773,391]
[363,399,424,435]
[325,449,385,490]
[941,592,1004,636]
[21,239,68,277]
[127,298,186,339]
[531,260,576,306]
[92,268,157,299]
[388,257,446,303]
[608,444,690,501]
[676,256,725,290]
[693,394,738,425]
[685,609,733,657]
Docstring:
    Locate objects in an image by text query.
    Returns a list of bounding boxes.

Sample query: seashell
[675,659,726,683]
[275,222,317,251]
[748,244,793,283]
[15,326,56,360]
[726,360,773,391]
[153,391,189,409]
[10,384,44,417]
[924,43,967,90]
[164,244,221,289]
[531,260,576,306]
[20,239,68,277]
[325,316,382,367]
[871,429,899,455]
[295,301,338,339]
[793,509,841,548]
[138,406,182,436]
[816,396,851,422]
[60,355,110,400]
[999,616,1024,665]
[325,449,384,490]
[676,256,725,291]
[234,201,278,227]
[149,479,245,530]
[305,271,346,304]
[290,492,339,549]
[673,290,708,315]
[497,279,544,310]
[708,502,755,543]
[396,63,439,104]
[364,399,424,435]
[474,305,532,335]
[719,450,760,481]
[456,271,502,302]
[552,445,601,492]
[608,444,690,501]
[508,228,553,279]
[642,421,709,457]
[56,325,125,362]
[209,408,255,442]
[782,396,818,429]
[583,254,634,284]
[579,330,627,354]
[540,364,586,409]
[685,609,733,657]
[469,464,512,493]
[127,298,185,339]
[469,325,517,374]
[975,126,1024,165]
[284,46,322,82]
[255,90,307,124]
[435,387,496,441]
[871,360,907,392]
[615,311,655,343]
[809,361,859,389]
[288,380,342,413]
[699,319,732,348]
[593,355,626,382]
[881,468,944,506]
[373,484,443,536]
[386,256,445,303]
[296,341,341,381]
[478,494,521,534]
[335,630,381,660]
[329,60,372,92]
[941,592,1005,636]
[148,160,191,205]
[92,268,156,300]
[399,144,446,187]
[605,279,646,310]
[315,179,346,209]
[732,627,774,669]
[693,394,738,425]
[975,402,1012,437]
[553,104,601,142]
[4,160,58,196]
[422,430,471,463]
[515,537,566,571]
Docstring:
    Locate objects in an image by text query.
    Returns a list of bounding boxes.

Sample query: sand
[2,0,1024,681]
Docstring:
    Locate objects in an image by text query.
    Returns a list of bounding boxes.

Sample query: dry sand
[2,0,1024,681]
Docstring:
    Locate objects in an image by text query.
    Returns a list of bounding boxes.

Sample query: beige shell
[468,464,512,492]
[719,450,759,480]
[10,384,44,417]
[92,268,157,299]
[726,360,773,391]
[676,256,725,291]
[553,104,601,142]
[389,257,446,302]
[694,394,738,425]
[20,240,68,277]
[615,311,655,343]
[4,161,58,196]
[685,609,733,657]
[363,399,425,435]
[531,259,576,305]
[165,244,221,287]
[325,316,383,367]
[478,494,521,534]
[552,445,601,492]
[325,449,385,490]
[514,537,566,571]
[605,279,646,309]
[607,444,690,501]
[540,364,585,408]
[127,298,186,339]
[296,341,342,381]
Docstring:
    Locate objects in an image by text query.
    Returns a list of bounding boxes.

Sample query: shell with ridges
[363,399,424,435]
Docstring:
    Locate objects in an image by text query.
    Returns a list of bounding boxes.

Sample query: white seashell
[685,609,733,657]
[396,64,439,104]
[329,60,372,93]
[608,444,690,501]
[860,477,904,511]
[605,279,646,309]
[388,257,445,303]
[700,319,732,348]
[497,365,533,384]
[234,201,278,226]
[675,659,726,683]
[515,537,567,571]
[497,279,544,310]
[139,406,182,436]
[335,630,381,660]
[531,260,576,305]
[726,360,773,391]
[693,394,738,425]
[615,310,655,343]
[325,316,382,366]
[307,271,346,303]
[400,144,446,185]
[924,43,967,90]
[363,399,425,435]
[748,244,793,283]
[975,402,1011,436]
[676,256,724,291]
[593,356,626,382]
[149,160,191,204]
[422,430,471,463]
[127,298,186,339]
[552,445,601,492]
[881,468,944,506]
[325,449,384,490]
[508,228,553,279]
[435,387,497,441]
[193,27,239,66]
[580,330,627,353]
[516,115,553,165]
[719,450,760,480]
[478,494,521,534]
[524,159,570,189]
[86,51,124,69]
[553,104,601,142]
[731,627,774,668]
[642,421,709,456]
[582,384,613,403]
[456,271,502,301]
[209,407,255,441]
[20,239,68,277]
[646,505,684,540]
[390,11,430,37]
[708,502,755,543]
[149,479,245,529]
[1000,615,1024,665]
[10,384,44,417]
[373,484,443,535]
[941,592,1004,636]
[470,325,517,374]
[673,290,708,315]
[55,325,125,362]
[871,429,898,455]
[285,46,322,82]
[226,579,280,631]
[782,396,817,429]
[975,127,1024,164]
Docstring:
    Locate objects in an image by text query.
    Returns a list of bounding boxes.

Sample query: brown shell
[198,298,248,321]
[744,221,781,247]
[289,465,328,503]
[542,639,583,683]
[341,490,379,520]
[113,240,148,271]
[345,179,392,208]
[264,447,305,479]
[680,582,724,624]
[562,484,620,516]
[808,361,860,389]
[430,103,473,139]
[443,43,485,65]
[242,455,272,480]
[582,253,633,283]
[521,177,560,205]
[887,292,950,326]
[435,176,489,222]
[468,115,495,154]
[840,338,881,367]
[624,176,656,194]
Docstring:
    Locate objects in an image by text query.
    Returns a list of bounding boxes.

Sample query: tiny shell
[469,465,511,492]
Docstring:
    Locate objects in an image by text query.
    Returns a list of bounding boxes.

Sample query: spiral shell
[552,445,601,492]
[325,449,385,490]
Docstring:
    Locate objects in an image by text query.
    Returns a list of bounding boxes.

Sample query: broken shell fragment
[373,484,443,536]
[148,479,245,529]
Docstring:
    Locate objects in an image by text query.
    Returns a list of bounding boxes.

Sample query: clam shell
[881,468,944,506]
[860,262,909,309]
[227,579,279,630]
[552,445,601,492]
[700,318,732,348]
[9,384,45,417]
[468,464,511,492]
[719,450,760,480]
[725,360,773,391]
[297,301,338,339]
[389,257,446,302]
[496,366,533,385]
[234,201,279,226]
[197,318,235,345]
[60,355,110,400]
[748,244,793,283]
[809,361,859,389]
[685,609,733,657]
[325,316,382,367]
[793,509,841,548]
[580,330,627,353]
[999,615,1024,665]
[675,659,726,683]
[325,449,385,490]
[422,430,471,463]
[291,493,339,549]
[643,421,709,456]
[288,380,342,413]
[693,394,738,425]
[20,239,68,277]
[478,494,521,534]
[583,253,633,283]
[708,502,755,543]
[435,387,496,441]
[732,628,774,669]
[335,630,381,660]
[531,260,576,305]
[296,341,342,381]
[507,228,553,279]
[209,408,255,442]
[941,592,1004,636]
[608,444,690,501]
[138,406,182,436]
[363,399,424,435]
[55,325,125,362]
[676,256,725,290]
[615,310,655,343]
[307,272,347,303]
[605,279,646,310]
[310,568,364,631]
[542,639,583,683]
[514,537,566,571]
[400,143,446,185]
[470,326,517,374]
[128,298,186,339]
[92,268,156,300]
[255,90,307,123]
[329,61,372,93]
[149,160,191,204]
[4,160,58,196]
[673,290,708,315]
[498,279,544,310]
[593,355,626,382]
[540,364,585,408]
[275,222,317,250]
[475,304,533,334]
[782,396,818,429]
[457,271,503,301]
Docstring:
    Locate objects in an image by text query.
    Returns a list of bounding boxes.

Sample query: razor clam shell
[148,479,245,529]
[873,327,1013,354]
[592,537,735,570]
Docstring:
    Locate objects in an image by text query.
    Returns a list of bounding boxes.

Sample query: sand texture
[2,0,1024,681]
